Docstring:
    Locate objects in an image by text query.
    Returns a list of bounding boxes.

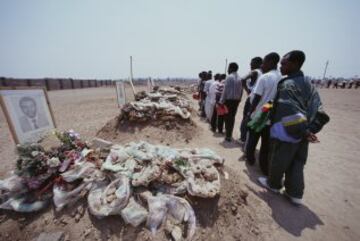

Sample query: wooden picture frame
[0,87,56,144]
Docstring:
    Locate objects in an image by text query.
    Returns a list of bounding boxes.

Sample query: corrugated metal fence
[0,78,115,91]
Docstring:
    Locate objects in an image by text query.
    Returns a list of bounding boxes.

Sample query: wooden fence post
[59,79,64,89]
[0,77,6,87]
[45,79,50,91]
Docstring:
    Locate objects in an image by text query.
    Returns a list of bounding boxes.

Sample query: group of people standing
[321,78,360,89]
[197,50,330,205]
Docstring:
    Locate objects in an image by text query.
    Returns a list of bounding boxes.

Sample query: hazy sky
[0,0,359,79]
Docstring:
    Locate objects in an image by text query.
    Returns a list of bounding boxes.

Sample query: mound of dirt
[0,167,263,241]
[96,116,201,146]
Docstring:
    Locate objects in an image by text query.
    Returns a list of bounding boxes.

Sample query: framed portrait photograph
[115,81,127,107]
[0,87,56,144]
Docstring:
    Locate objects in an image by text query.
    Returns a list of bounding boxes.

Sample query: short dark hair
[251,57,263,67]
[199,71,207,79]
[214,73,220,80]
[287,50,306,68]
[19,96,36,106]
[264,52,280,65]
[229,62,239,72]
[221,74,226,80]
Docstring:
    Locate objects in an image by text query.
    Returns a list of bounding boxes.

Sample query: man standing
[245,53,281,175]
[210,74,225,133]
[356,79,360,89]
[258,50,330,205]
[220,63,243,142]
[198,71,207,117]
[238,57,263,144]
[333,79,338,89]
[326,79,332,88]
[204,71,218,122]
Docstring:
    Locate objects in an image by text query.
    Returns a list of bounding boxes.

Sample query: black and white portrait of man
[18,96,49,133]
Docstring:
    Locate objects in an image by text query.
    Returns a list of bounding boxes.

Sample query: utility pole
[129,56,136,96]
[224,58,228,73]
[322,60,329,80]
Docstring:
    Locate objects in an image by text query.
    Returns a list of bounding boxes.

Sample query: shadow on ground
[219,140,240,149]
[189,196,220,228]
[244,167,324,237]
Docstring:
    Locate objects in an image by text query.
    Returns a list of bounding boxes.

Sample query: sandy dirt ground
[0,87,359,241]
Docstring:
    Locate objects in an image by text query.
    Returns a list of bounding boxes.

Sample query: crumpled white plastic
[0,196,49,212]
[126,93,191,120]
[140,191,196,241]
[88,176,131,218]
[53,182,92,211]
[120,197,148,227]
[0,175,26,197]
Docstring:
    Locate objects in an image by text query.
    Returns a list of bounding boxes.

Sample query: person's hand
[307,132,320,143]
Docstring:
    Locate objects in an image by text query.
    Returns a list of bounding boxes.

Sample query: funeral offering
[119,87,192,123]
[0,130,225,240]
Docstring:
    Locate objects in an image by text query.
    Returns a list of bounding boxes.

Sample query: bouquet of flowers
[247,102,273,133]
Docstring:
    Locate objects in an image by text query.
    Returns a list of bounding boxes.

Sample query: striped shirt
[220,72,243,103]
[216,81,224,102]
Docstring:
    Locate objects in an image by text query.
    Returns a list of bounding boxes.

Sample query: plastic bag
[0,196,49,212]
[101,146,137,176]
[106,145,130,163]
[187,158,220,198]
[88,176,130,218]
[0,175,26,197]
[132,163,162,187]
[120,197,148,227]
[151,181,187,195]
[125,142,155,162]
[154,145,179,161]
[216,104,228,116]
[179,148,224,165]
[53,182,92,211]
[61,162,96,182]
[141,192,196,240]
[141,192,168,233]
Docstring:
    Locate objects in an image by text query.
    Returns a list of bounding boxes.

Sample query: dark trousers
[240,97,251,142]
[224,99,240,139]
[245,125,270,175]
[211,105,224,133]
[268,139,309,199]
